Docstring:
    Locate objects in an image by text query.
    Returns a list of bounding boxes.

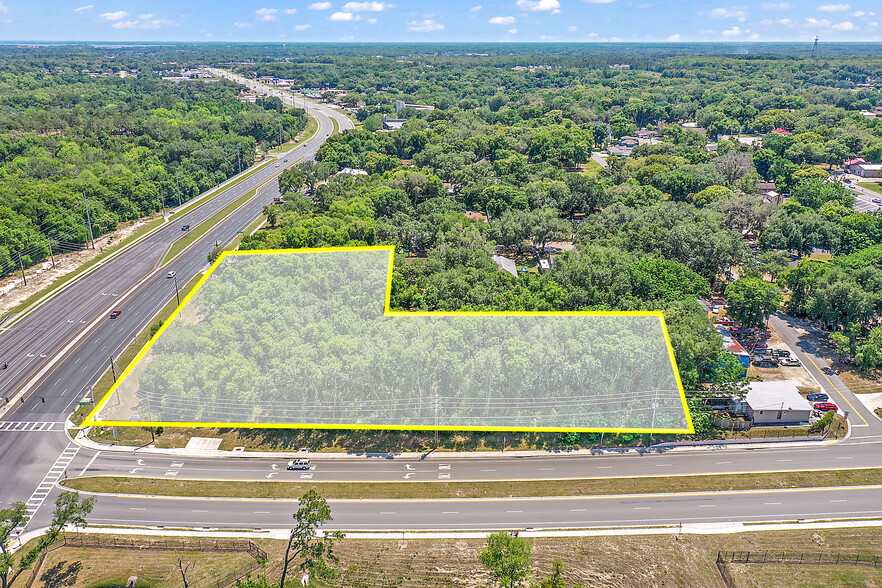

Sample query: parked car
[109,309,121,318]
[779,357,801,367]
[715,319,734,326]
[771,349,790,358]
[752,356,778,368]
[711,305,721,313]
[806,393,829,402]
[748,343,768,352]
[813,402,838,412]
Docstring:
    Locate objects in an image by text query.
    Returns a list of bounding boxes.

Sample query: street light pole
[172,274,181,307]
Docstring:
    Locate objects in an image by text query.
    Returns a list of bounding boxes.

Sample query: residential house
[491,255,518,278]
[771,128,792,136]
[618,136,639,148]
[739,382,814,426]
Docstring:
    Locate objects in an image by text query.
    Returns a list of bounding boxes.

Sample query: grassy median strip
[269,114,318,154]
[162,185,261,266]
[70,273,203,427]
[62,468,882,500]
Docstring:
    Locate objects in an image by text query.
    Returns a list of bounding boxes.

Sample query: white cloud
[489,15,515,24]
[233,21,254,27]
[112,18,174,28]
[330,11,360,20]
[342,1,388,10]
[138,13,153,19]
[750,32,760,38]
[0,1,8,13]
[710,6,748,21]
[517,0,560,11]
[667,33,681,40]
[805,17,832,25]
[295,23,311,29]
[779,17,793,24]
[367,17,377,22]
[98,11,129,21]
[568,24,578,31]
[761,2,791,8]
[256,8,278,21]
[508,27,518,33]
[853,10,874,16]
[283,8,298,14]
[817,3,849,11]
[832,20,855,29]
[308,2,331,9]
[74,4,93,12]
[722,25,746,36]
[470,5,482,10]
[586,31,598,36]
[407,18,443,30]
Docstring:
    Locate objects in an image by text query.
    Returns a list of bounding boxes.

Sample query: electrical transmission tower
[812,36,819,59]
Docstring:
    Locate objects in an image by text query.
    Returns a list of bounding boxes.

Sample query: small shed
[741,382,814,426]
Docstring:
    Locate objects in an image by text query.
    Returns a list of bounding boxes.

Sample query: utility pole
[172,274,181,307]
[279,121,283,149]
[175,168,182,207]
[17,251,26,286]
[47,238,56,269]
[110,356,117,382]
[83,192,95,249]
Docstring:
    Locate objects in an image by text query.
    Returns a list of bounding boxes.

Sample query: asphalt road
[4,73,882,537]
[82,485,882,531]
[848,180,882,213]
[0,83,351,514]
[76,437,882,483]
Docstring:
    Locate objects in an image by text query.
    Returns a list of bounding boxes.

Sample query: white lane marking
[254,511,271,514]
[716,461,732,464]
[698,504,716,508]
[379,512,396,515]
[442,511,459,514]
[506,510,523,513]
[570,509,587,512]
[633,507,651,510]
[480,469,496,472]
[78,452,101,476]
[655,464,672,467]
[192,510,208,513]
[54,378,61,385]
[836,457,853,460]
[538,468,554,471]
[597,466,613,469]
[830,499,848,503]
[776,459,792,462]
[765,502,782,505]
[129,508,146,511]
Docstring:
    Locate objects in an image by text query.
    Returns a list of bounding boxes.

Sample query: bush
[809,410,834,433]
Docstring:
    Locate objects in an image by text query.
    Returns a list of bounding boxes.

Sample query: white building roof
[491,255,518,277]
[745,382,813,412]
[858,164,882,171]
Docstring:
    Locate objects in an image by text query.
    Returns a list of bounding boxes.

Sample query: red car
[748,343,768,352]
[109,309,121,319]
[716,319,734,326]
[813,402,838,412]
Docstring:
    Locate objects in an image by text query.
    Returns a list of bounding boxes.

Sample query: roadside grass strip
[62,468,882,500]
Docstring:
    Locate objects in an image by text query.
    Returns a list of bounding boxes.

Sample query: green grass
[3,160,274,327]
[332,116,340,136]
[858,182,882,195]
[268,115,318,153]
[70,273,203,427]
[3,215,166,324]
[62,467,882,500]
[161,186,260,266]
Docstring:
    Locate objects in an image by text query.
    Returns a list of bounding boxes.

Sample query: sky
[0,0,878,43]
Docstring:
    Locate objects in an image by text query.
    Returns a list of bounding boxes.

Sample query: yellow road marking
[801,352,868,426]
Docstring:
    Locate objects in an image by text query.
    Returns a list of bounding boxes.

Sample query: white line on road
[506,510,523,513]
[765,502,782,505]
[698,504,716,508]
[830,500,848,503]
[633,507,651,510]
[78,452,101,476]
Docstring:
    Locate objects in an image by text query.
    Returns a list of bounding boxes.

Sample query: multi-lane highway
[3,71,882,540]
[0,72,352,526]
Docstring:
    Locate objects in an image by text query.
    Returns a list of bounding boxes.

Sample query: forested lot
[0,47,306,277]
[230,44,882,426]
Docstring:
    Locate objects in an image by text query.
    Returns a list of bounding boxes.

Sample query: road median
[61,468,882,500]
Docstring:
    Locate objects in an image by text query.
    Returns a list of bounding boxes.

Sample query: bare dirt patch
[0,216,157,317]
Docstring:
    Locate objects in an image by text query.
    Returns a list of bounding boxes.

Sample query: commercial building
[739,382,814,426]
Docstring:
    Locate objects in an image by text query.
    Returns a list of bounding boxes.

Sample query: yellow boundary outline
[83,245,694,434]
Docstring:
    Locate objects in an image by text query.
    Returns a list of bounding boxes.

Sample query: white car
[166,271,176,279]
[711,305,721,313]
[287,458,310,470]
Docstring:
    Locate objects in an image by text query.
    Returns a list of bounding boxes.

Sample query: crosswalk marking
[0,421,63,432]
[13,443,80,536]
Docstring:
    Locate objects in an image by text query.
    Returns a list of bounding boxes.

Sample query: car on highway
[807,393,829,402]
[109,309,121,319]
[181,224,190,231]
[874,198,882,204]
[283,158,288,162]
[287,458,311,470]
[166,271,176,279]
[813,402,838,412]
[779,357,801,367]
